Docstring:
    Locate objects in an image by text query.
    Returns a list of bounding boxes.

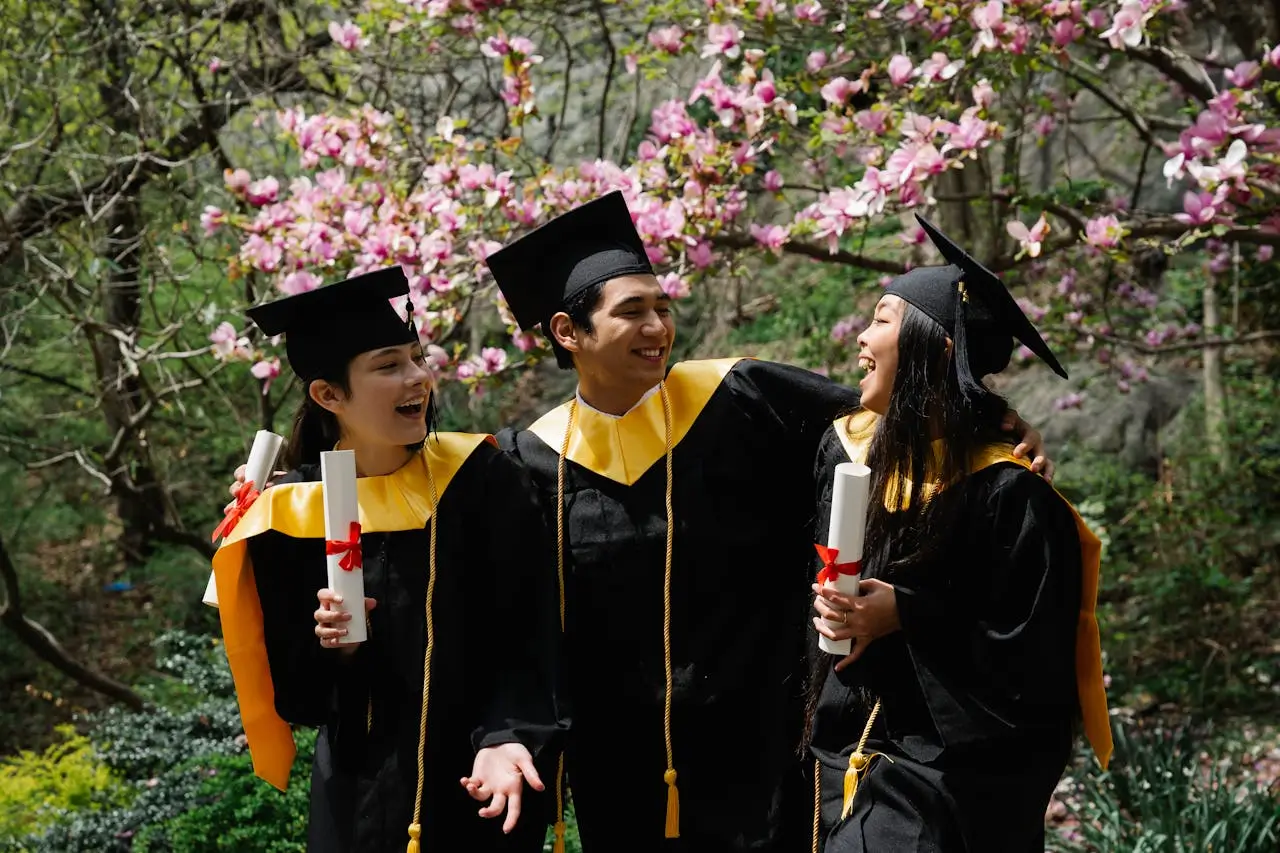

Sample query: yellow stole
[211,432,492,790]
[833,411,1112,769]
[527,358,743,486]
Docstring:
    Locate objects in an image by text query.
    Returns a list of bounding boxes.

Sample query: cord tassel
[664,768,680,838]
[552,819,567,853]
[840,699,889,819]
[405,823,420,853]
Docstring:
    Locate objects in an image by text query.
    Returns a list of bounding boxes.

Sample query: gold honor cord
[553,383,681,843]
[405,458,441,853]
[551,401,577,853]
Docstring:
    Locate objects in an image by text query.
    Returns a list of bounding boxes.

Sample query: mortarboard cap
[246,266,418,382]
[485,190,655,331]
[885,214,1068,394]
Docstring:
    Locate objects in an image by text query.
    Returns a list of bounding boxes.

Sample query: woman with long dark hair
[804,217,1112,852]
[209,267,563,853]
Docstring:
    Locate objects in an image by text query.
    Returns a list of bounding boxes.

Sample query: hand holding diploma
[461,743,544,834]
[812,578,901,670]
[814,462,871,656]
[322,449,366,645]
[205,430,285,607]
[314,588,377,651]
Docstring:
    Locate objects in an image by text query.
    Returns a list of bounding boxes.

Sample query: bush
[1051,722,1280,852]
[0,725,125,840]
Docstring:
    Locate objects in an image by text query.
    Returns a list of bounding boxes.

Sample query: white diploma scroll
[203,430,285,607]
[322,449,366,645]
[818,462,871,656]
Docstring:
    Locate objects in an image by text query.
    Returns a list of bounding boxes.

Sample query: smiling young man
[486,192,1052,853]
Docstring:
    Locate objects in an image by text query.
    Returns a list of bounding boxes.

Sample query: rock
[993,362,1198,476]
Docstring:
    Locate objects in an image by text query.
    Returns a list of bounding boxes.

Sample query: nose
[407,358,433,389]
[855,328,869,350]
[641,310,666,337]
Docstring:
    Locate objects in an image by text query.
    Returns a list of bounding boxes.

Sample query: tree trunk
[1203,276,1228,472]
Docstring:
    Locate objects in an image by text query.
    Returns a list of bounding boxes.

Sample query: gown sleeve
[250,529,338,727]
[730,360,861,467]
[466,446,567,763]
[892,465,1083,744]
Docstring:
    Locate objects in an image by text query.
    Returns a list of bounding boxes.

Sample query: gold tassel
[552,820,567,853]
[841,699,889,819]
[664,768,680,838]
[405,822,421,853]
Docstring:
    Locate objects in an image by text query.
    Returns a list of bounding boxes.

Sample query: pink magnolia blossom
[649,26,684,54]
[1050,19,1084,46]
[209,322,244,360]
[208,57,224,74]
[750,223,789,254]
[1099,0,1151,49]
[224,168,252,195]
[200,206,226,236]
[793,2,827,24]
[972,79,996,110]
[328,21,366,52]
[658,272,691,299]
[279,270,322,295]
[855,107,892,135]
[887,54,915,86]
[702,23,744,59]
[1225,61,1260,89]
[917,52,963,82]
[805,50,827,73]
[1174,191,1217,225]
[251,358,281,394]
[970,0,1005,56]
[763,170,784,192]
[1053,392,1084,411]
[1006,214,1050,258]
[687,241,714,269]
[1257,245,1275,262]
[244,177,280,206]
[1084,215,1124,249]
[830,315,866,343]
[820,77,863,106]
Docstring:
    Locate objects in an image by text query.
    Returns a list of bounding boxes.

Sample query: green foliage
[1056,373,1280,715]
[1051,723,1280,852]
[0,726,125,839]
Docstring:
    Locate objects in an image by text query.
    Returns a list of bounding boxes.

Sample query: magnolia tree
[202,0,1280,410]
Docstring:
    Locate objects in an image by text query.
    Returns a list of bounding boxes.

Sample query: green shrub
[1051,722,1280,852]
[0,725,125,840]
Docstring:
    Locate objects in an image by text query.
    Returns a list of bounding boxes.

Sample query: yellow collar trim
[528,358,743,486]
[830,412,1113,770]
[211,431,492,791]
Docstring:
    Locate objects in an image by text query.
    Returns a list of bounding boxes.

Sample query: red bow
[326,522,363,571]
[211,481,261,543]
[814,544,861,585]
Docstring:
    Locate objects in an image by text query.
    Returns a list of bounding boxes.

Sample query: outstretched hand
[461,743,544,834]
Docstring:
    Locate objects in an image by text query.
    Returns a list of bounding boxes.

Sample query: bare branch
[1097,329,1280,355]
[0,362,88,395]
[1125,45,1216,104]
[710,232,908,275]
[0,532,146,711]
[591,0,617,161]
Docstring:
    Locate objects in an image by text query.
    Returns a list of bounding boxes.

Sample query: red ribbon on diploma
[814,544,861,586]
[211,481,261,543]
[326,522,363,571]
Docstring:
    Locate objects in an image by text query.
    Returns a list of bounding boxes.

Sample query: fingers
[516,756,544,792]
[812,583,856,611]
[502,791,522,834]
[1042,459,1056,483]
[478,791,507,820]
[1002,409,1020,431]
[1012,440,1031,459]
[460,777,488,802]
[834,639,869,672]
[813,616,856,641]
[317,588,343,608]
[811,594,845,622]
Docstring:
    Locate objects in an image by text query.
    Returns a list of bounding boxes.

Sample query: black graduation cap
[245,266,418,381]
[885,214,1068,395]
[485,190,655,331]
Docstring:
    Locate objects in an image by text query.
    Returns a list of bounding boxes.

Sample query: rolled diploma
[322,449,366,645]
[203,430,285,607]
[818,462,871,656]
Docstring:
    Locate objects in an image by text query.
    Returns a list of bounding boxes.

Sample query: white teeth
[399,397,425,406]
[858,357,875,372]
[638,348,662,357]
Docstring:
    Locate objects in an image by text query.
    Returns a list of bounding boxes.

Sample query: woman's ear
[548,312,580,354]
[309,378,346,415]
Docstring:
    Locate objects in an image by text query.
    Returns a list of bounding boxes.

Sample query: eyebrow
[367,347,404,359]
[613,294,670,309]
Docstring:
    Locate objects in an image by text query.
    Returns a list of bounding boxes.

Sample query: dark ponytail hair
[801,302,1011,753]
[282,360,437,470]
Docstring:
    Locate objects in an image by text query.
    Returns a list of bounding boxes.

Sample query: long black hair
[283,359,438,470]
[800,302,1011,752]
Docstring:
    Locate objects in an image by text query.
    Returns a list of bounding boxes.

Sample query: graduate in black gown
[805,215,1112,853]
[210,268,563,853]
[482,194,1052,853]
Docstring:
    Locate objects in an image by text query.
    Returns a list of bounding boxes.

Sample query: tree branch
[1125,45,1216,104]
[710,232,907,274]
[0,362,88,395]
[1097,329,1280,355]
[591,0,617,161]
[0,532,146,711]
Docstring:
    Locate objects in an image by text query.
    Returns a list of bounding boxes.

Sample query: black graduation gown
[808,424,1082,853]
[498,358,859,853]
[245,438,563,853]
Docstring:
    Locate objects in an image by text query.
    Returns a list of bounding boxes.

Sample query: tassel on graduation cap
[884,215,1070,389]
